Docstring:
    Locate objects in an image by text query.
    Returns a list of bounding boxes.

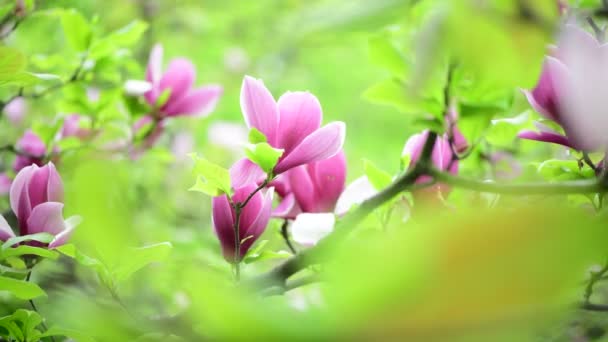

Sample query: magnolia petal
[124,80,153,96]
[517,130,574,149]
[233,184,264,232]
[291,213,335,247]
[230,158,266,191]
[26,202,66,236]
[46,162,64,203]
[48,215,80,249]
[241,188,274,256]
[310,151,347,212]
[274,122,346,174]
[0,215,15,241]
[335,176,377,216]
[10,164,35,221]
[146,44,163,84]
[287,166,316,213]
[272,193,299,219]
[164,85,223,117]
[212,195,236,259]
[0,173,11,195]
[159,58,196,104]
[276,91,323,155]
[240,76,279,144]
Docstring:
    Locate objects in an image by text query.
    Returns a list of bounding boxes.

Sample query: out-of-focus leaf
[43,327,95,342]
[90,20,148,59]
[363,78,442,116]
[248,128,268,144]
[60,9,92,51]
[0,46,26,87]
[537,159,595,181]
[0,276,46,300]
[245,142,284,174]
[0,246,59,260]
[2,233,54,250]
[190,155,232,196]
[363,159,393,190]
[369,34,407,76]
[113,242,172,282]
[485,112,532,148]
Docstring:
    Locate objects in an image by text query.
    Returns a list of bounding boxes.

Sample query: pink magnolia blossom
[212,184,274,262]
[274,151,347,218]
[240,76,345,175]
[14,130,46,172]
[519,25,608,152]
[0,173,11,195]
[61,114,93,140]
[0,163,77,248]
[3,97,26,125]
[144,44,222,118]
[446,107,468,154]
[403,130,458,198]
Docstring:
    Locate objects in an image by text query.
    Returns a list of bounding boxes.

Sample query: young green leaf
[60,9,92,51]
[113,242,173,282]
[248,127,268,144]
[369,34,407,76]
[189,155,232,196]
[363,159,393,190]
[0,276,46,300]
[2,233,54,250]
[0,46,26,87]
[245,143,284,174]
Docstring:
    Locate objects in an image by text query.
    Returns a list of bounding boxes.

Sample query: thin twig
[280,219,297,254]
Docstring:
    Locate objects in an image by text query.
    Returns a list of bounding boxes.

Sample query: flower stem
[280,219,297,254]
[25,271,55,342]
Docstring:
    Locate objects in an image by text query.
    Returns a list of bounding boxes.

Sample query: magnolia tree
[1,0,608,341]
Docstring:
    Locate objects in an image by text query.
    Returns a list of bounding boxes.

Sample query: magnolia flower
[240,76,345,174]
[0,173,11,195]
[0,163,78,248]
[274,151,347,218]
[3,97,26,125]
[403,130,458,198]
[212,184,274,262]
[61,114,93,140]
[14,130,46,172]
[142,44,222,118]
[519,25,608,152]
[446,107,468,154]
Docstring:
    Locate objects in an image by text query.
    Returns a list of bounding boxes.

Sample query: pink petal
[240,76,279,144]
[233,184,264,231]
[159,58,196,107]
[240,188,274,256]
[212,194,236,260]
[16,130,46,157]
[517,130,574,148]
[146,44,164,84]
[26,202,66,236]
[45,162,64,203]
[0,173,11,195]
[274,122,346,174]
[310,151,347,212]
[0,215,15,241]
[230,158,266,190]
[287,166,316,212]
[10,164,36,222]
[276,91,322,155]
[272,193,300,219]
[48,215,80,249]
[163,85,223,117]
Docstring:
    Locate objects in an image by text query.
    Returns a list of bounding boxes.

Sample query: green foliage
[59,9,92,52]
[363,159,392,190]
[0,276,45,300]
[0,309,43,342]
[190,154,233,196]
[113,242,172,282]
[248,127,267,144]
[245,142,283,174]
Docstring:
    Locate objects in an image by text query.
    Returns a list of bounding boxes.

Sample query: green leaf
[90,20,148,58]
[536,159,595,181]
[113,242,173,282]
[60,9,92,51]
[242,240,268,264]
[248,128,268,144]
[369,34,407,76]
[0,310,43,342]
[189,155,232,196]
[363,78,442,116]
[57,136,83,151]
[2,233,54,250]
[0,246,59,260]
[156,89,172,108]
[0,276,46,300]
[43,327,95,342]
[485,112,532,148]
[244,250,291,264]
[245,143,284,174]
[0,46,26,87]
[363,159,393,190]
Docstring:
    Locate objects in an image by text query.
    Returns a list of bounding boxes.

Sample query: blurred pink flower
[0,173,11,195]
[446,107,468,154]
[240,76,345,174]
[519,25,608,152]
[144,44,222,118]
[3,97,27,125]
[0,163,78,248]
[60,114,93,140]
[403,130,458,198]
[13,130,46,172]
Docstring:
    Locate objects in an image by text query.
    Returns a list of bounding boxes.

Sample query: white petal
[124,80,153,96]
[291,213,335,247]
[335,176,377,216]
